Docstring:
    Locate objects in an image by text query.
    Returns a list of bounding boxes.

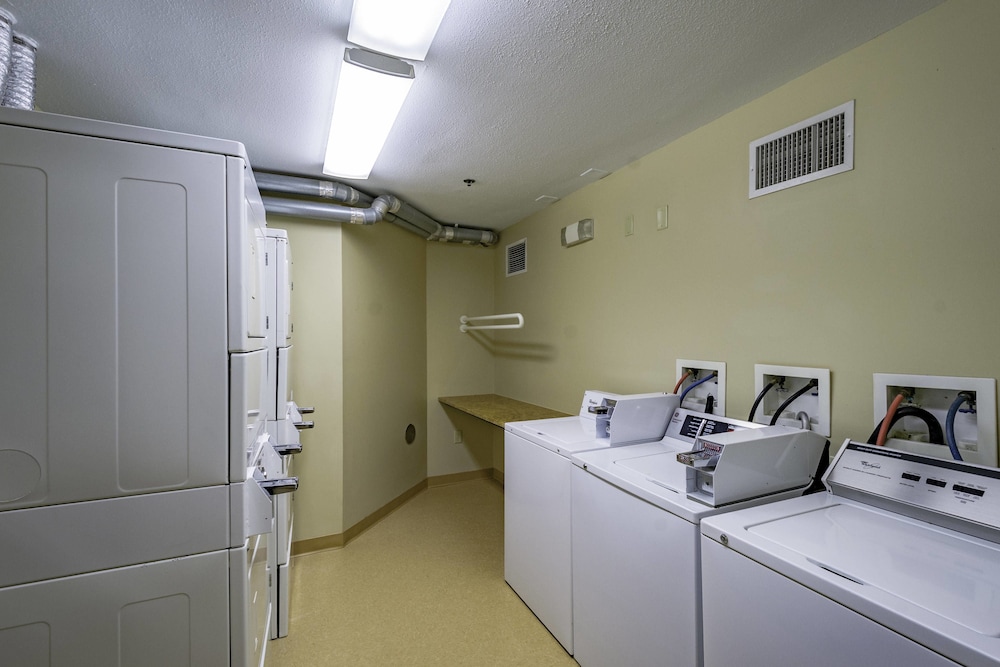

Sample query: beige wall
[341,221,428,527]
[272,216,346,539]
[274,217,429,538]
[492,0,1000,455]
[281,0,1000,542]
[426,243,496,477]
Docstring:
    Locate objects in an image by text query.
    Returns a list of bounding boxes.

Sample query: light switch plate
[656,206,669,230]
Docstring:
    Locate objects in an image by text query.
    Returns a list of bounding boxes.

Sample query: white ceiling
[5,0,944,231]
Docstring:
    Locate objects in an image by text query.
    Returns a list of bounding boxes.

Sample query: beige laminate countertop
[438,394,570,427]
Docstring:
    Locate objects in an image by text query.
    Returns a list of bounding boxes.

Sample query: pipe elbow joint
[377,194,403,215]
[349,195,401,225]
[365,195,401,224]
[349,208,378,225]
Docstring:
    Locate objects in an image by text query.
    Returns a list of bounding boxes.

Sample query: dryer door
[0,122,229,510]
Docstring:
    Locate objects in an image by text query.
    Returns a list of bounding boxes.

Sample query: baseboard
[291,469,502,557]
[291,478,428,556]
[427,468,492,487]
[341,478,428,545]
[291,532,345,555]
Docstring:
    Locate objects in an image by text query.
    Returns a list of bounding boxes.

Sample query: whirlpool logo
[860,460,882,470]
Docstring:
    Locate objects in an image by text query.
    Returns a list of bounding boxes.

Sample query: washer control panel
[826,441,1000,530]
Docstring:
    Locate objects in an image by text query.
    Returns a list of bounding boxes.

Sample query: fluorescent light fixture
[323,48,415,180]
[348,0,452,61]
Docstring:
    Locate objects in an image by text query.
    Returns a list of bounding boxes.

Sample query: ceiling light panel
[348,0,453,61]
[323,49,415,180]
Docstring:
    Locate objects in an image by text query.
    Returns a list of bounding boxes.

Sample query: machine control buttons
[953,484,985,497]
[827,442,1000,538]
[901,473,921,482]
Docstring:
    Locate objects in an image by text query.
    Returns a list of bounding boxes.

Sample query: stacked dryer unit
[263,227,312,639]
[0,107,293,666]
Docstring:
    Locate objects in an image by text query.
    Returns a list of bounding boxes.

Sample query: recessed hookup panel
[675,359,726,416]
[873,373,997,468]
[753,364,831,437]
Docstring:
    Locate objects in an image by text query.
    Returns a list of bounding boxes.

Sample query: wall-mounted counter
[438,394,569,427]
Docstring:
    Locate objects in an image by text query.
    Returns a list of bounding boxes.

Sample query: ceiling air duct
[255,171,498,247]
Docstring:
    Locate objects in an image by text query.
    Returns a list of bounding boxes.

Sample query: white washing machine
[700,440,1000,667]
[570,409,828,666]
[505,391,680,653]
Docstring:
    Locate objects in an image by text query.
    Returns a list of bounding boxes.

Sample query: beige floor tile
[266,479,578,666]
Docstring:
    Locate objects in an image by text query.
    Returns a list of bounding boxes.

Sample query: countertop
[438,394,570,427]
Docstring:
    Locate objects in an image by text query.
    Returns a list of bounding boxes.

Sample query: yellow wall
[426,243,496,476]
[274,217,346,539]
[492,0,1000,454]
[341,221,428,527]
[274,216,428,538]
[282,0,1000,543]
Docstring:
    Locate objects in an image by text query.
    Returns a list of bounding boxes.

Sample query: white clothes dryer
[700,440,1000,667]
[504,391,680,653]
[0,108,280,667]
[570,409,827,667]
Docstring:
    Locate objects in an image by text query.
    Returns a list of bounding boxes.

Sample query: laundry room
[2,0,1000,665]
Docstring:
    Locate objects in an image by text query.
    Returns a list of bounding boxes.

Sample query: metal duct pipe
[434,225,499,246]
[393,201,498,245]
[254,171,498,246]
[394,201,444,236]
[384,213,437,240]
[262,194,399,225]
[256,172,370,206]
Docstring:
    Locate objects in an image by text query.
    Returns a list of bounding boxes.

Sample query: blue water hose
[945,394,972,461]
[679,372,716,404]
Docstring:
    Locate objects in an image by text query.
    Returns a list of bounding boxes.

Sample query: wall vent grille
[749,100,854,198]
[506,238,527,277]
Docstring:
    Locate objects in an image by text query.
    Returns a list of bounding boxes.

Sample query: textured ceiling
[4,0,945,230]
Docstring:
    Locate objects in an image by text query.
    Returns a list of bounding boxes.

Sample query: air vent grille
[750,100,854,198]
[506,238,527,277]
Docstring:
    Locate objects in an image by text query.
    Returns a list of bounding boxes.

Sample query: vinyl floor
[265,478,578,666]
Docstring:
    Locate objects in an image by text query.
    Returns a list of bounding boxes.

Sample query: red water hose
[876,393,905,446]
[673,371,692,394]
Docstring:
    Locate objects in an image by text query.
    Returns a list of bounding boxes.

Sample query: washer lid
[617,450,688,494]
[507,416,607,454]
[749,503,1000,637]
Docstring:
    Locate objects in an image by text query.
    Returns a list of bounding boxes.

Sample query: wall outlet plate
[656,205,669,230]
[873,373,997,467]
[675,359,726,416]
[753,364,831,436]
